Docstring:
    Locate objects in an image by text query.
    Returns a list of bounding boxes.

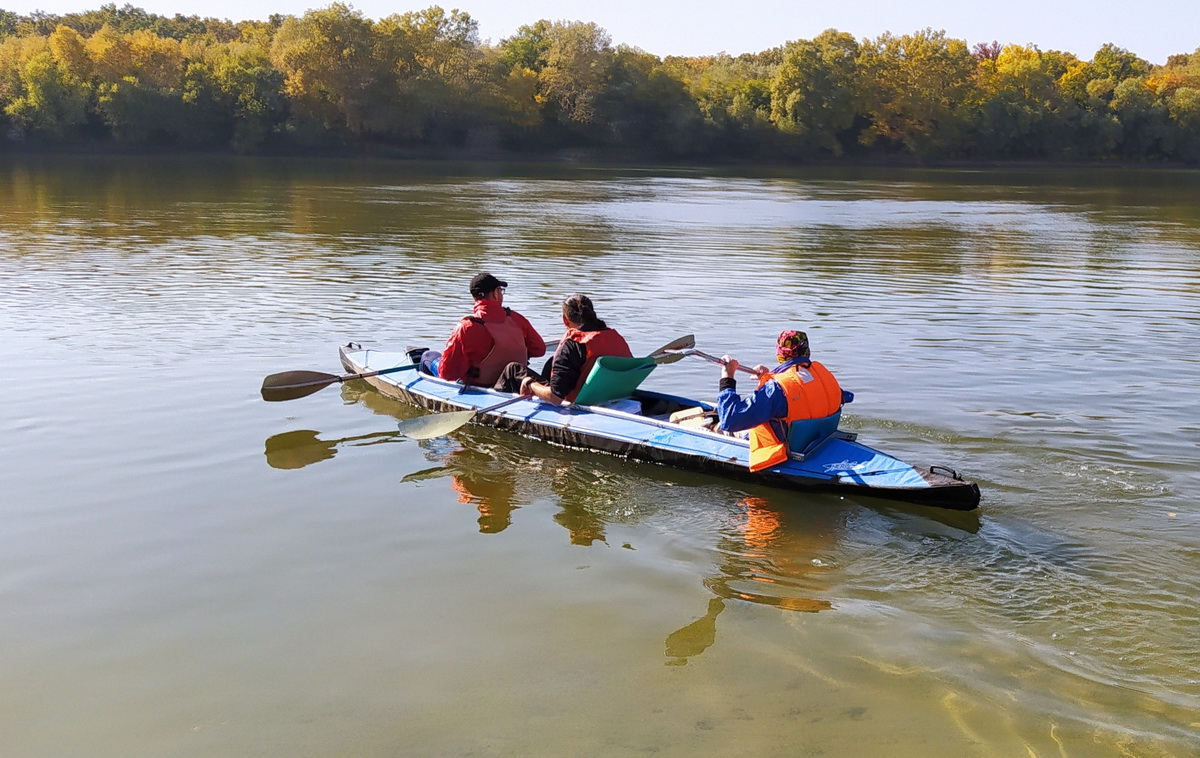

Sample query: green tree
[1167,86,1200,160]
[538,20,613,128]
[1091,43,1149,81]
[270,3,380,138]
[1,9,19,38]
[660,52,777,157]
[179,40,285,149]
[387,5,478,79]
[859,29,977,156]
[499,19,550,72]
[4,49,90,139]
[970,45,1083,157]
[1109,77,1171,157]
[599,46,706,156]
[217,42,286,149]
[372,6,490,143]
[770,29,862,156]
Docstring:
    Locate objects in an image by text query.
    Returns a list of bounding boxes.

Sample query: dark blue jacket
[715,359,802,433]
[717,358,852,435]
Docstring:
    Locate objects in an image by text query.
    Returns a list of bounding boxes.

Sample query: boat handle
[930,465,961,480]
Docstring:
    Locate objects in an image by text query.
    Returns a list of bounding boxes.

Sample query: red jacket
[439,300,546,385]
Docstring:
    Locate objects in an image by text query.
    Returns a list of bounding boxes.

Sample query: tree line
[2,3,1199,162]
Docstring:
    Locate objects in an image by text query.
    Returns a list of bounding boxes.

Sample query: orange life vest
[561,327,633,402]
[471,313,529,386]
[748,361,842,472]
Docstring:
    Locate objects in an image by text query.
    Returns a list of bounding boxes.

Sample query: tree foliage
[859,29,977,156]
[0,4,1196,162]
[771,30,862,156]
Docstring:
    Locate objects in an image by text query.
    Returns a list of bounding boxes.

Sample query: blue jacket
[716,359,800,433]
[717,358,852,434]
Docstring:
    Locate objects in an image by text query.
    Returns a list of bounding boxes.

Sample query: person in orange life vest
[494,294,632,405]
[437,272,546,387]
[715,330,850,472]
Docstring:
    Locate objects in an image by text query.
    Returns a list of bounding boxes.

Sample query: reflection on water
[705,496,836,613]
[325,390,849,662]
[401,431,618,543]
[264,428,398,469]
[325,392,845,664]
[667,495,836,666]
[405,446,522,534]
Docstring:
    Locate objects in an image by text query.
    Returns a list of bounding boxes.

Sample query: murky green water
[2,156,1198,757]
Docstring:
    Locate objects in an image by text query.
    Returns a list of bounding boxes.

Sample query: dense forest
[2,3,1199,162]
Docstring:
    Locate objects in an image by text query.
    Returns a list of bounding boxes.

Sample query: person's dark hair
[562,293,606,329]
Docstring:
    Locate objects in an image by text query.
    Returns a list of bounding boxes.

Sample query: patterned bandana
[776,330,810,363]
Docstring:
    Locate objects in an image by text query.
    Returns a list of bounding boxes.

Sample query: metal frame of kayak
[339,343,981,511]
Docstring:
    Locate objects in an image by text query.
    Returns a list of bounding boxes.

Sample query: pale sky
[5,0,1198,65]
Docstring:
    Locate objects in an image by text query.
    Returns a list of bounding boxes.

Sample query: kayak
[338,343,981,511]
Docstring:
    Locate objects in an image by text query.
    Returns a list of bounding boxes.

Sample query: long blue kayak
[339,343,981,511]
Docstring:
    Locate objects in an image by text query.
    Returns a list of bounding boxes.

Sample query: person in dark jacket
[494,294,631,405]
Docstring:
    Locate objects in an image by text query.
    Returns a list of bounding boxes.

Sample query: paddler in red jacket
[437,273,546,386]
[494,293,632,405]
[716,330,850,471]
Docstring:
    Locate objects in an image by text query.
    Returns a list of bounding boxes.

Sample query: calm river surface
[1,156,1198,757]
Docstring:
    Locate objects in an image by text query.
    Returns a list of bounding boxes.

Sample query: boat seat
[786,410,842,457]
[669,407,717,430]
[572,356,657,407]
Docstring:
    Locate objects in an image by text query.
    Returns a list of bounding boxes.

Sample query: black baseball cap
[469,272,508,298]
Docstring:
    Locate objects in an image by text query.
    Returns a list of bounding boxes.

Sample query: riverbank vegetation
[2,3,1198,162]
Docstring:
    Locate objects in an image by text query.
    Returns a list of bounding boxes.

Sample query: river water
[1,156,1197,757]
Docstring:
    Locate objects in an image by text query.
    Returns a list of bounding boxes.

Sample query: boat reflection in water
[263,428,398,469]
[404,441,611,544]
[268,383,980,669]
[399,435,846,665]
[403,445,522,535]
[665,495,835,666]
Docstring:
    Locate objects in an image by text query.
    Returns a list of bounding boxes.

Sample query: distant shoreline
[3,142,1197,172]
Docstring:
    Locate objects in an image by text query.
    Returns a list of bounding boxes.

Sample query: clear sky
[5,0,1198,65]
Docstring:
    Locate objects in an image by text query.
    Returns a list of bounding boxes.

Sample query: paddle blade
[396,409,476,439]
[262,384,331,402]
[653,351,688,365]
[261,370,341,401]
[261,370,343,401]
[650,334,695,356]
[262,369,340,390]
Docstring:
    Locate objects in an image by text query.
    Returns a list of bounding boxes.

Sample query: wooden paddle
[260,362,418,402]
[394,334,696,438]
